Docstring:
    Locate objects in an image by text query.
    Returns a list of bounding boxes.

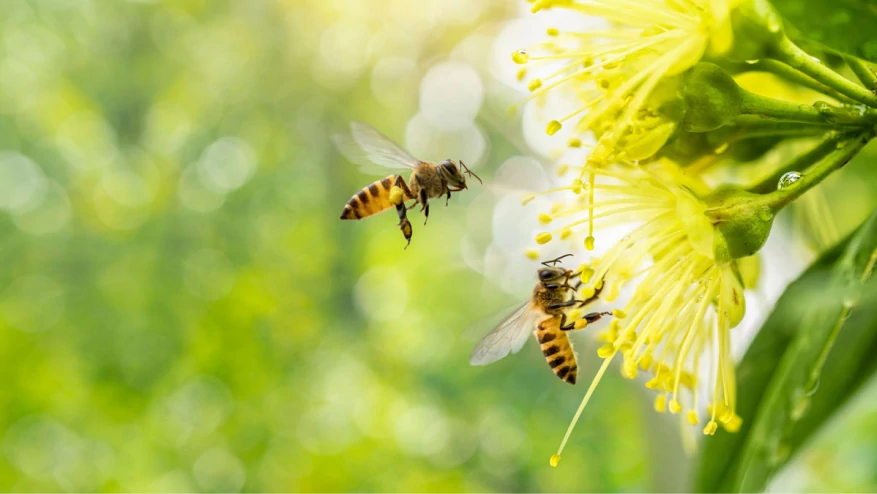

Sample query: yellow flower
[515,0,738,162]
[544,161,745,466]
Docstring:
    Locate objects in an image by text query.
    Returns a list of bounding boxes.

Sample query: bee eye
[538,269,553,281]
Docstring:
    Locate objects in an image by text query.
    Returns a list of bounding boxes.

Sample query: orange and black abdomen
[340,175,407,220]
[535,317,578,384]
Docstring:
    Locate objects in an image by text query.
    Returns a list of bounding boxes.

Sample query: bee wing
[469,301,541,366]
[333,121,420,172]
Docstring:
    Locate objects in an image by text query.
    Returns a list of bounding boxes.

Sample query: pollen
[571,178,583,194]
[538,213,553,224]
[535,232,553,244]
[517,68,527,82]
[574,319,589,330]
[568,309,582,320]
[528,78,543,92]
[704,421,718,435]
[687,411,699,425]
[621,357,637,379]
[546,27,559,37]
[546,120,562,136]
[568,138,582,148]
[525,248,540,260]
[669,399,682,414]
[584,236,595,250]
[612,309,627,319]
[560,229,572,239]
[654,395,667,413]
[389,186,404,205]
[596,344,614,358]
[549,454,561,467]
[512,49,529,65]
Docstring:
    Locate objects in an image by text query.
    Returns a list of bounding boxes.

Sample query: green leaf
[771,0,877,63]
[695,208,877,492]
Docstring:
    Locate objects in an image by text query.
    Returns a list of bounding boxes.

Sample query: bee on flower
[526,160,749,466]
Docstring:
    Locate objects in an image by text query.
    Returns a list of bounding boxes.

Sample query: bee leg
[445,189,451,207]
[423,202,430,225]
[547,300,580,310]
[561,312,613,331]
[395,199,413,249]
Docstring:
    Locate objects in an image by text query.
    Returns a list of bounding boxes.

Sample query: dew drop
[777,171,801,190]
[805,378,820,396]
[758,206,774,221]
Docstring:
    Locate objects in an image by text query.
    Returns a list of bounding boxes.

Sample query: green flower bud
[727,0,785,61]
[681,63,742,132]
[706,187,775,264]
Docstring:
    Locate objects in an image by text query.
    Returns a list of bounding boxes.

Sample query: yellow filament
[555,353,616,460]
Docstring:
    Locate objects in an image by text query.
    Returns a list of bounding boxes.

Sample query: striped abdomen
[535,317,578,385]
[340,175,409,220]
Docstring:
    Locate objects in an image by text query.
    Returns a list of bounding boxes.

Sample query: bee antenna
[541,253,573,267]
[459,160,482,185]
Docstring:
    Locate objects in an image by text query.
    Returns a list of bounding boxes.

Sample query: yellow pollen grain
[612,309,627,319]
[536,232,553,244]
[568,137,582,148]
[621,358,637,379]
[687,410,699,425]
[585,236,595,250]
[528,78,543,91]
[669,399,682,414]
[538,213,553,224]
[546,120,562,135]
[550,454,561,467]
[560,229,572,239]
[568,309,581,320]
[645,377,660,389]
[525,249,540,260]
[654,395,666,413]
[579,286,596,299]
[704,421,718,435]
[580,267,594,283]
[546,27,559,36]
[512,49,529,64]
[574,319,589,330]
[516,68,527,82]
[596,344,614,358]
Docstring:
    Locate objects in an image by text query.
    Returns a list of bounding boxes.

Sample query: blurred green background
[1,0,877,492]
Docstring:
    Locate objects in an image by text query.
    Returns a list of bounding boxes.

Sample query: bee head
[440,159,482,190]
[537,266,567,284]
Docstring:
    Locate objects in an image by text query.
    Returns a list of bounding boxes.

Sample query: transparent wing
[470,301,541,366]
[334,121,420,171]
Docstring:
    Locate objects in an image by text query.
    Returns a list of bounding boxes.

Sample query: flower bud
[706,187,775,264]
[681,63,742,132]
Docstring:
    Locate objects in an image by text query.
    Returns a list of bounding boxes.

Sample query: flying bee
[470,254,612,385]
[337,121,481,248]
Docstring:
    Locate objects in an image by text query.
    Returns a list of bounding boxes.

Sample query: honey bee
[338,122,481,248]
[470,254,612,384]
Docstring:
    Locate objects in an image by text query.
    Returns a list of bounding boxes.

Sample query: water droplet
[813,101,838,123]
[758,206,774,221]
[777,171,801,190]
[805,378,820,396]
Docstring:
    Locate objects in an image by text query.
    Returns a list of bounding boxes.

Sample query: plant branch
[739,90,877,125]
[747,133,846,194]
[754,130,874,214]
[844,55,877,92]
[771,37,877,108]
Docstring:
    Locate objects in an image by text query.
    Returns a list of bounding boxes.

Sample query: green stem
[739,90,877,125]
[737,59,856,104]
[771,37,877,108]
[747,134,846,194]
[729,117,836,140]
[755,130,874,214]
[844,55,877,92]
